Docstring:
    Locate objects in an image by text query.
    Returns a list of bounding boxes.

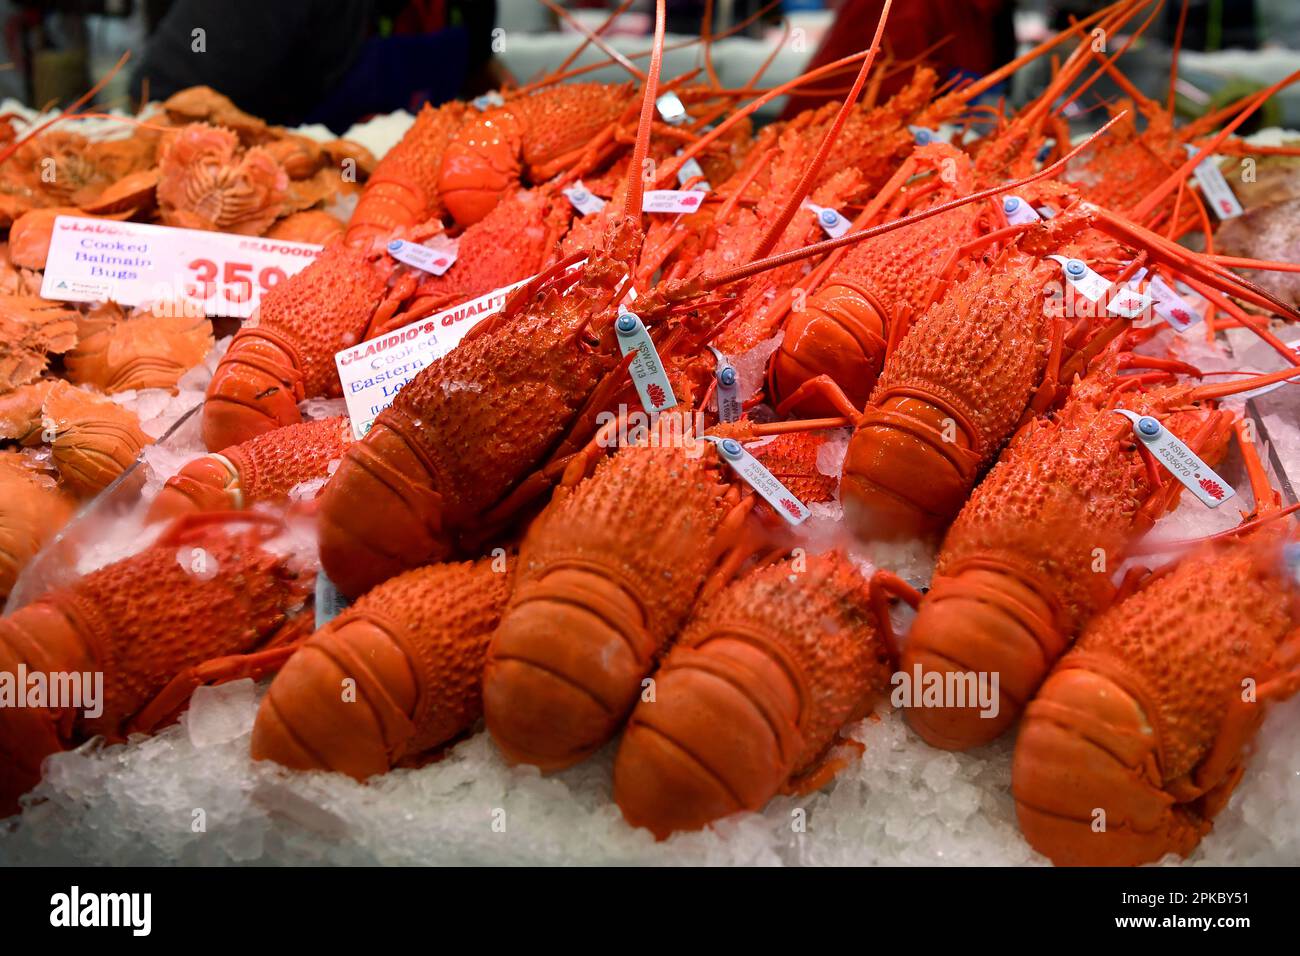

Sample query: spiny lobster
[613,550,904,839]
[901,356,1300,751]
[148,416,352,523]
[1013,428,1300,865]
[0,514,311,815]
[251,555,510,779]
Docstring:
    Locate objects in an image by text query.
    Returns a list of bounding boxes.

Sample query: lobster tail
[614,553,892,838]
[202,326,306,450]
[613,636,804,839]
[317,417,451,597]
[147,454,239,521]
[902,560,1062,749]
[840,395,981,538]
[768,280,888,417]
[251,558,509,779]
[1012,667,1207,866]
[484,567,655,771]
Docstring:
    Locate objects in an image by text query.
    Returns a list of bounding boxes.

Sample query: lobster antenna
[1130,66,1300,220]
[701,0,721,89]
[701,112,1127,290]
[745,0,894,263]
[537,0,646,82]
[623,0,668,220]
[1168,0,1191,115]
[659,0,1130,188]
[537,0,638,84]
[521,0,782,92]
[0,51,130,165]
[1190,364,1300,401]
[1051,0,1166,122]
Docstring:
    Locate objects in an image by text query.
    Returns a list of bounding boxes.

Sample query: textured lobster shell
[484,433,733,770]
[1013,535,1298,865]
[613,552,892,838]
[252,556,510,779]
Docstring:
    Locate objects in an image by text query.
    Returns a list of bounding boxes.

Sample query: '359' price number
[186,259,288,303]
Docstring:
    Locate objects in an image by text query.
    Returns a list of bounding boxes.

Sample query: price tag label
[40,215,322,318]
[806,202,850,239]
[1048,254,1110,302]
[563,180,606,216]
[642,189,707,214]
[1114,409,1235,508]
[1001,195,1041,226]
[705,437,809,525]
[334,262,585,438]
[1185,145,1243,220]
[387,237,458,275]
[614,311,677,414]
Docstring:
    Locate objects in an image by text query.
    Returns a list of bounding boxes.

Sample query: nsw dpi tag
[806,202,850,239]
[315,571,351,628]
[1114,409,1235,508]
[1185,145,1243,220]
[387,238,457,276]
[563,181,606,216]
[706,437,810,525]
[1001,195,1040,226]
[708,345,742,422]
[1048,255,1111,303]
[615,312,677,413]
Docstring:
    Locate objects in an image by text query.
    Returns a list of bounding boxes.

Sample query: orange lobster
[481,408,838,771]
[1012,428,1300,865]
[148,416,352,523]
[613,551,902,838]
[250,555,510,779]
[0,515,311,815]
[901,357,1300,751]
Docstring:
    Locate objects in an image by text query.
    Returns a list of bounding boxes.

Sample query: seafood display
[3,0,1300,870]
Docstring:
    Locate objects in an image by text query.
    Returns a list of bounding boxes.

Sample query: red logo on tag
[645,382,667,408]
[779,497,803,519]
[434,259,448,269]
[1197,475,1226,500]
[1220,199,1232,214]
[682,195,700,208]
[1170,307,1191,324]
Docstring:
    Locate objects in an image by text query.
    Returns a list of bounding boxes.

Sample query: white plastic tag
[315,571,350,628]
[707,346,742,422]
[642,189,707,214]
[387,238,457,275]
[1106,285,1154,319]
[675,151,711,191]
[1114,409,1235,508]
[656,91,689,126]
[1149,274,1202,332]
[1185,145,1243,220]
[563,181,606,216]
[334,261,586,438]
[908,125,941,145]
[806,202,850,239]
[615,312,677,413]
[1048,254,1110,302]
[40,215,322,318]
[1001,195,1040,226]
[472,90,505,111]
[706,437,809,525]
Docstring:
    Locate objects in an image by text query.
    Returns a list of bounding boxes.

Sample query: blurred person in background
[131,0,502,131]
[780,0,1017,117]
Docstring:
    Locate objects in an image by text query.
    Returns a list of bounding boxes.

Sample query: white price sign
[40,215,322,318]
[334,261,586,438]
